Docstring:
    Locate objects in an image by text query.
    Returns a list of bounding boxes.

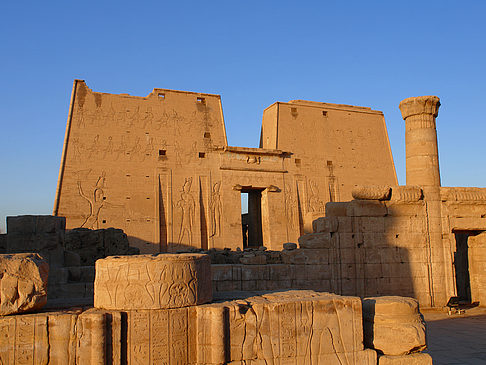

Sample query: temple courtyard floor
[423,308,486,364]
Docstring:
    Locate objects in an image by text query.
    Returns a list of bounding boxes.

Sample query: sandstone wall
[54,80,398,254]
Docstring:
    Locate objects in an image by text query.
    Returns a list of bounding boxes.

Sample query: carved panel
[94,254,212,310]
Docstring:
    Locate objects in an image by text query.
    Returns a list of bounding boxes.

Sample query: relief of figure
[78,172,106,229]
[129,137,142,161]
[125,106,139,128]
[153,111,169,130]
[285,184,297,228]
[209,181,222,237]
[143,136,154,161]
[71,137,82,161]
[176,178,195,245]
[308,180,325,213]
[142,107,154,129]
[87,134,100,160]
[76,107,87,128]
[103,136,114,159]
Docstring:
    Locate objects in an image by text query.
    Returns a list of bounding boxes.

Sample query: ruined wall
[55,80,398,254]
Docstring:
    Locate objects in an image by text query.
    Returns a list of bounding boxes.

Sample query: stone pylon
[399,96,451,307]
[399,95,441,187]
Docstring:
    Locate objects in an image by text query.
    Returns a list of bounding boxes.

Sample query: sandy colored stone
[378,353,433,365]
[363,296,426,356]
[352,185,391,200]
[390,186,423,202]
[54,80,397,253]
[94,253,212,310]
[0,253,48,315]
[298,232,333,248]
[0,313,49,364]
[312,216,339,233]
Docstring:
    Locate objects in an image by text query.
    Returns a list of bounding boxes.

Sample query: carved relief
[308,179,325,213]
[94,254,212,310]
[209,181,222,237]
[78,172,106,229]
[176,178,195,245]
[285,184,297,229]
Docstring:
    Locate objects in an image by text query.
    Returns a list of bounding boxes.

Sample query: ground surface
[423,308,486,364]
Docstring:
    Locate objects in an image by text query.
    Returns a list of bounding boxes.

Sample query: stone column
[399,96,441,187]
[399,96,450,307]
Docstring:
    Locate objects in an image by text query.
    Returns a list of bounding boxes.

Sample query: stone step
[48,282,93,300]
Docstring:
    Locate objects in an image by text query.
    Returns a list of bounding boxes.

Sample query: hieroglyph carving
[94,254,212,310]
[176,178,195,244]
[308,179,325,213]
[209,181,222,237]
[285,184,297,229]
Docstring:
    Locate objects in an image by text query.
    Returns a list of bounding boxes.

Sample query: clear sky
[1,1,485,232]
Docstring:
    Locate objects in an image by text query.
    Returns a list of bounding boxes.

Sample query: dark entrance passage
[453,231,475,303]
[241,189,263,248]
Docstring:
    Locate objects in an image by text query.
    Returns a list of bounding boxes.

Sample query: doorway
[454,231,473,302]
[241,189,263,248]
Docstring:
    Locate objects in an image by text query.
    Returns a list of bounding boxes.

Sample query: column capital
[399,96,440,120]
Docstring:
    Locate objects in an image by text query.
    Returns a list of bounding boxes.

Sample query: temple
[53,80,397,253]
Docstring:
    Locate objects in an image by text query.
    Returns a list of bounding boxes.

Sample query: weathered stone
[352,185,391,200]
[94,253,212,310]
[313,216,339,233]
[64,227,138,266]
[282,242,297,250]
[363,296,426,356]
[326,202,348,216]
[346,200,388,217]
[378,353,433,365]
[298,232,333,248]
[239,253,267,265]
[0,313,49,363]
[390,186,423,202]
[0,253,48,315]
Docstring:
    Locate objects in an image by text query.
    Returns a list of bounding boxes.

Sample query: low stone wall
[64,227,139,266]
[0,252,432,364]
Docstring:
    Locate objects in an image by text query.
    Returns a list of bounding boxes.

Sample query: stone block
[7,215,65,235]
[359,217,385,233]
[282,242,297,250]
[241,265,268,281]
[239,253,266,265]
[352,185,391,200]
[363,296,426,356]
[269,264,294,281]
[305,264,331,280]
[47,312,78,364]
[301,248,329,265]
[298,232,333,249]
[64,250,81,267]
[337,216,354,232]
[0,313,49,363]
[347,200,387,217]
[281,249,309,264]
[94,253,212,310]
[325,202,348,216]
[312,216,339,233]
[0,235,6,254]
[378,353,433,365]
[390,186,423,202]
[211,264,233,281]
[0,253,48,315]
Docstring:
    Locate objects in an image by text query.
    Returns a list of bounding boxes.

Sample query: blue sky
[1,1,485,232]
